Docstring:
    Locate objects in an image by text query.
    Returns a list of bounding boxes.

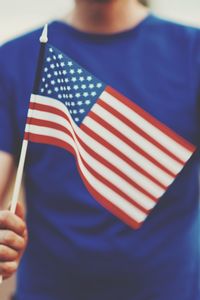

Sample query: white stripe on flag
[26,93,194,228]
[82,116,174,187]
[26,123,147,223]
[27,107,166,198]
[101,91,192,161]
[29,95,174,187]
[90,103,182,174]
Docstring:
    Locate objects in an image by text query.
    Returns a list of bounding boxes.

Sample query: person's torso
[2,14,199,300]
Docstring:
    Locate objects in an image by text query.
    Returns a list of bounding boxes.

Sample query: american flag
[24,44,196,229]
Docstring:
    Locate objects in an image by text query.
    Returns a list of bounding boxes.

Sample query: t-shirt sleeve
[197,32,200,92]
[0,46,17,155]
[192,30,200,144]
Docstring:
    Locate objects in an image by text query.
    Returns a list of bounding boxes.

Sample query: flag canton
[39,44,105,125]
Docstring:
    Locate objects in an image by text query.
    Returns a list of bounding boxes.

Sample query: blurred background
[0,0,200,44]
[0,0,199,299]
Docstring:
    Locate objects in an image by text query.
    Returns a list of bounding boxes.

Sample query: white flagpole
[10,140,28,213]
[0,24,48,284]
[10,23,48,213]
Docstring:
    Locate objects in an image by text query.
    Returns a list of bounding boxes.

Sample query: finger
[0,211,26,235]
[15,202,25,220]
[0,230,26,251]
[22,228,28,245]
[0,261,18,279]
[0,245,18,261]
[8,201,25,220]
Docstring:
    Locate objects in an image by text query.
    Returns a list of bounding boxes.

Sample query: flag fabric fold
[24,44,196,229]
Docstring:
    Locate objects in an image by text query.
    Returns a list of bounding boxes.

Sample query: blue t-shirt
[0,14,200,300]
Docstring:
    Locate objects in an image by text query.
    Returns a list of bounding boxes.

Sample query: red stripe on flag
[78,171,144,229]
[24,132,75,156]
[77,164,143,229]
[82,157,150,214]
[28,101,168,189]
[29,102,67,119]
[25,131,145,229]
[81,123,167,190]
[27,116,157,206]
[25,92,195,230]
[98,99,184,165]
[106,86,196,152]
[87,110,176,179]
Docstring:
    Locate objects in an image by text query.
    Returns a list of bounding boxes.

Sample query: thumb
[15,201,25,220]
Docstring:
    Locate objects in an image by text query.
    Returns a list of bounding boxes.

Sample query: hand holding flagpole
[0,24,48,284]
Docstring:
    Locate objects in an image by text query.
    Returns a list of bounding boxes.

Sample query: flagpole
[10,23,48,213]
[0,24,48,284]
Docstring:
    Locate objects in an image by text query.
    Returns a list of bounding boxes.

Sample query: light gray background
[0,0,200,44]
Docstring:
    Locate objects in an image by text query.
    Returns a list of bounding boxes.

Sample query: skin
[0,0,148,280]
[0,152,28,279]
[64,0,149,34]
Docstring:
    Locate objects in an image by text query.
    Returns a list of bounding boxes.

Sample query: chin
[83,0,116,3]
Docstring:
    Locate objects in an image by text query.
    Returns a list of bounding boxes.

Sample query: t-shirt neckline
[51,12,154,40]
